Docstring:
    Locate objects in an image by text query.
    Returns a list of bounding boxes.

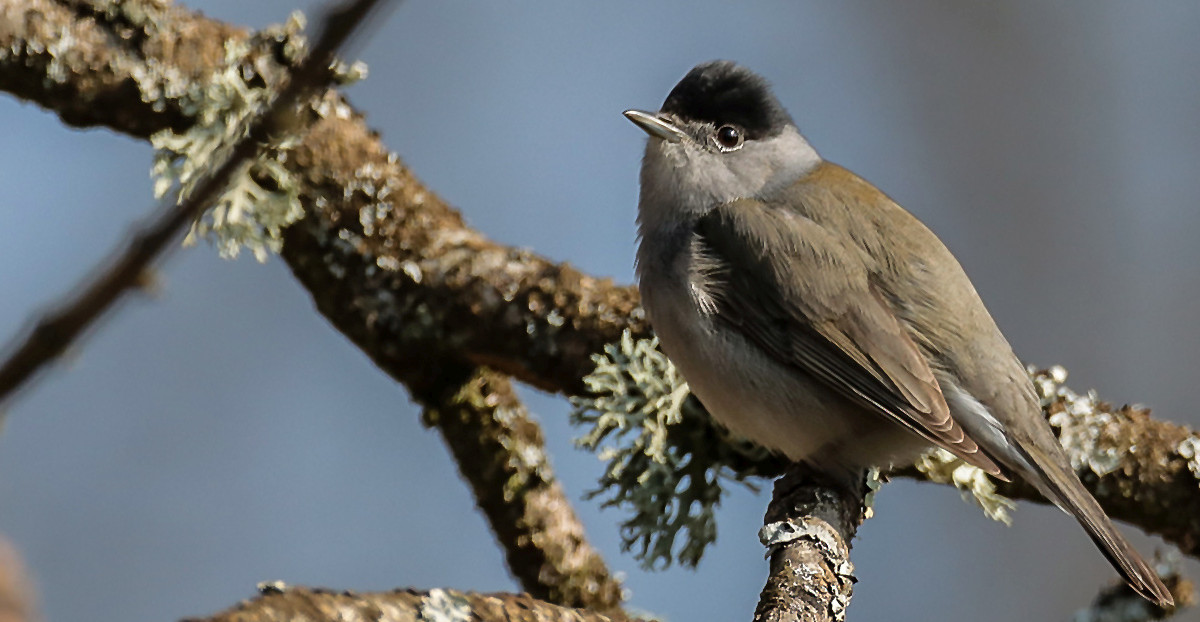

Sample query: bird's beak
[624,110,686,143]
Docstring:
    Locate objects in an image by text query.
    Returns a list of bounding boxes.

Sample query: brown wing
[695,199,1003,476]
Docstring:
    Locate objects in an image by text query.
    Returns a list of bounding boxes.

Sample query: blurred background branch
[0,538,36,622]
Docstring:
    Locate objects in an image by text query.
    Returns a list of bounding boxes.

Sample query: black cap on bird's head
[660,61,795,140]
[625,61,821,211]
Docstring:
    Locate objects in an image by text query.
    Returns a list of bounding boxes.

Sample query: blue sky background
[2,2,1200,621]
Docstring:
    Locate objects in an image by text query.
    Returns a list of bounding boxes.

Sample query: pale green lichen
[150,14,308,262]
[914,448,1016,524]
[43,24,76,85]
[256,580,289,594]
[332,59,370,85]
[148,11,369,263]
[91,0,170,30]
[862,467,884,520]
[569,331,774,569]
[493,403,553,502]
[1033,365,1126,477]
[1176,435,1200,486]
[417,588,472,622]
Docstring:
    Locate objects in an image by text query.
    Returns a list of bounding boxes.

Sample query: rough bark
[0,0,648,398]
[413,366,625,615]
[0,0,240,138]
[2,0,631,614]
[185,585,642,622]
[753,468,864,622]
[0,0,388,402]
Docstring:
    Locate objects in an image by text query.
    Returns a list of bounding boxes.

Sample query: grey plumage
[627,60,1172,607]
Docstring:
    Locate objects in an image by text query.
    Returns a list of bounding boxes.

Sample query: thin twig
[0,0,395,406]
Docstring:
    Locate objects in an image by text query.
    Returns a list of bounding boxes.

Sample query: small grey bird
[626,60,1171,607]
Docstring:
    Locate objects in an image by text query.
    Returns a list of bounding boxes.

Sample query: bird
[624,59,1172,607]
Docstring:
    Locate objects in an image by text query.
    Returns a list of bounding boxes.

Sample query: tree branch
[753,467,863,622]
[0,0,647,400]
[2,2,629,614]
[0,0,394,405]
[0,0,234,137]
[185,585,641,622]
[411,365,625,615]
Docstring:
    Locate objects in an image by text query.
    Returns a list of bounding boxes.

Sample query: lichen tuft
[1176,436,1200,486]
[569,331,775,569]
[148,12,327,262]
[417,588,472,622]
[914,448,1016,524]
[1033,365,1127,478]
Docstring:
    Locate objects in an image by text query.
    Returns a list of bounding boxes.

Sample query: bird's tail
[1019,444,1173,608]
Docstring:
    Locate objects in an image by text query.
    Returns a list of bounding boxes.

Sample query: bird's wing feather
[694,199,1003,475]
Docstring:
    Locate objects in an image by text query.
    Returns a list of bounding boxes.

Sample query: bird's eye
[715,125,743,151]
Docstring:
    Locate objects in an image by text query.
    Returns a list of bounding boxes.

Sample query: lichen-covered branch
[0,0,391,404]
[185,584,642,622]
[0,0,647,399]
[753,467,864,622]
[2,0,629,616]
[414,366,625,615]
[5,0,1200,612]
[0,0,242,138]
